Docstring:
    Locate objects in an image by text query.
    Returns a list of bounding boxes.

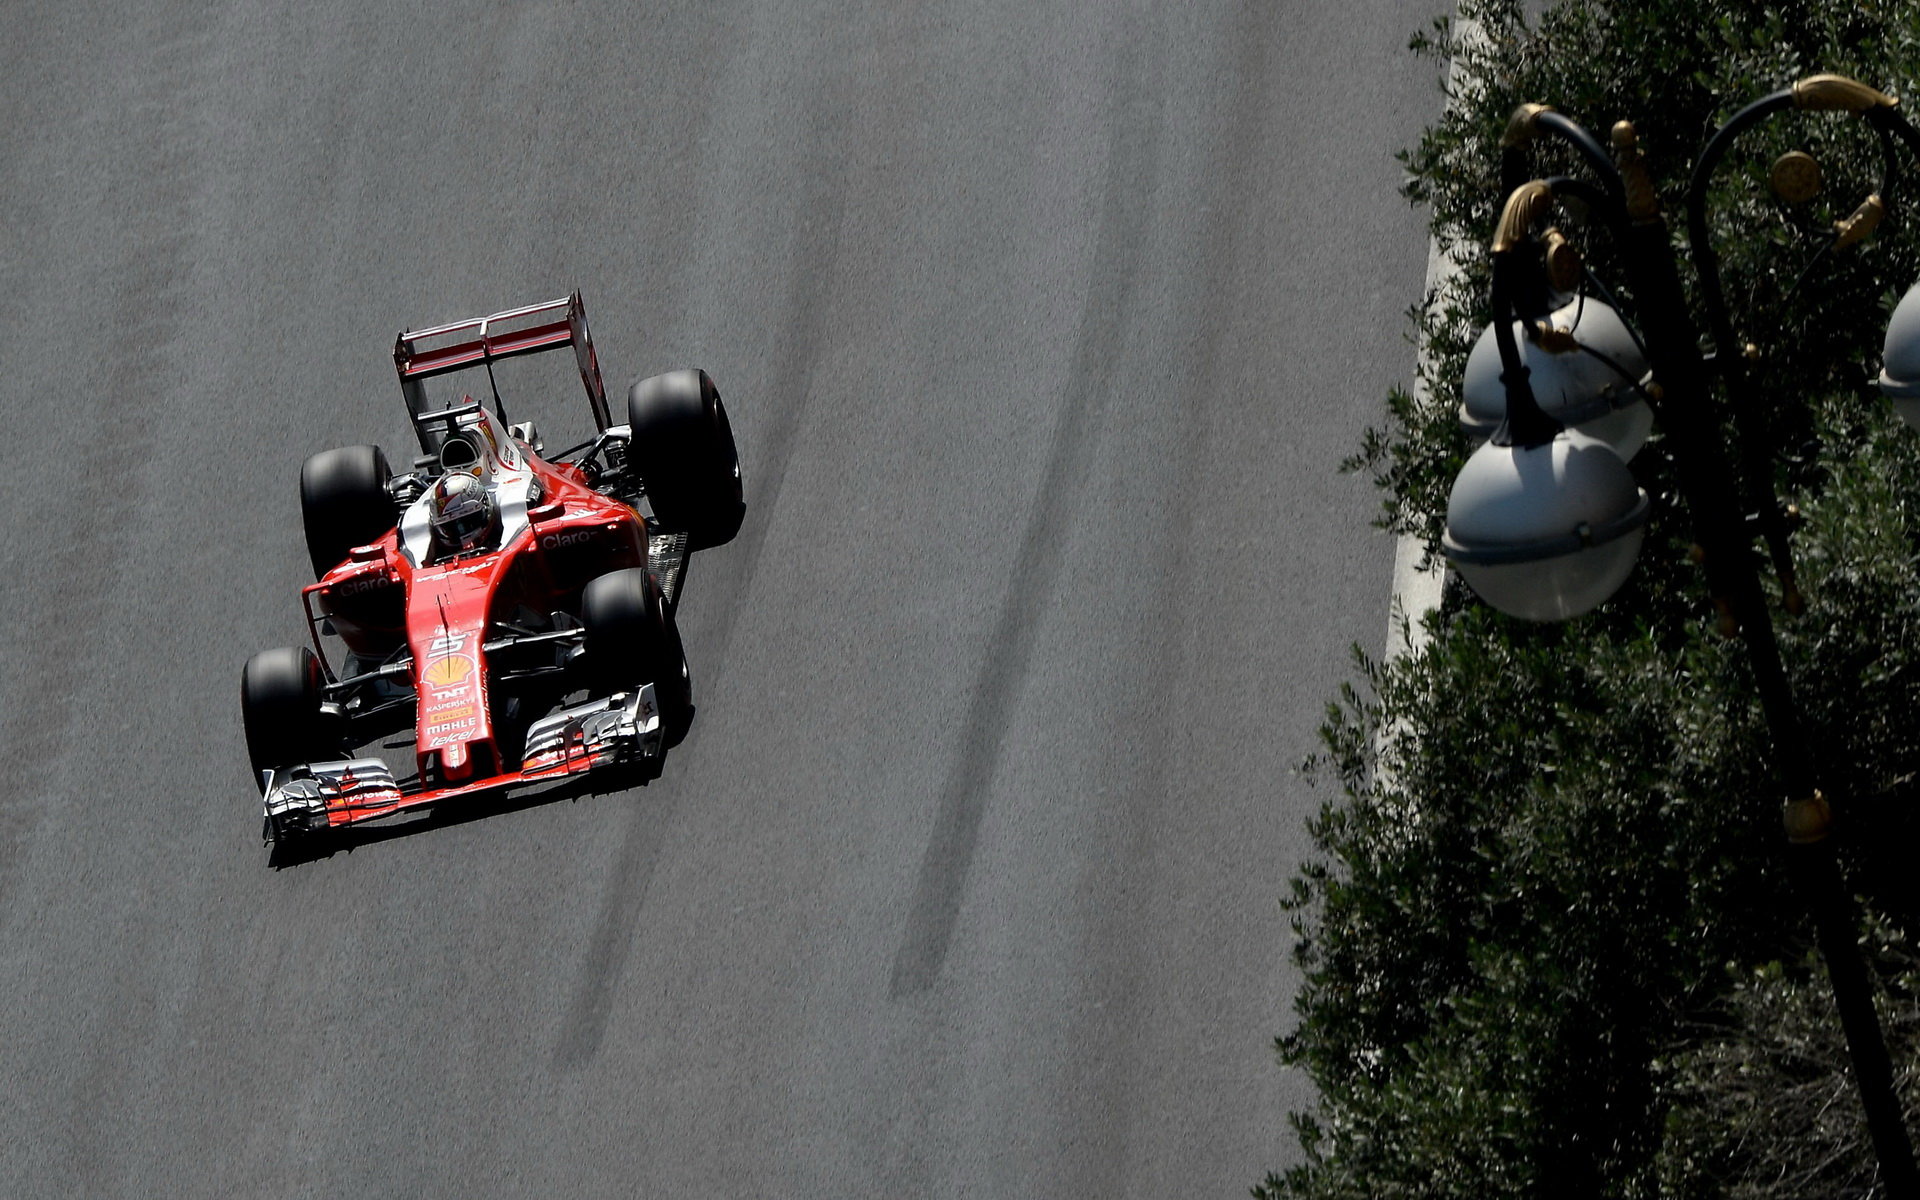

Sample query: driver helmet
[428,471,499,555]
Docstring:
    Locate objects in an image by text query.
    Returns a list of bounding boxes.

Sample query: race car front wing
[261,686,662,843]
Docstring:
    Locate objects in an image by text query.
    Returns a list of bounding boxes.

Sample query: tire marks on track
[552,53,857,1071]
[888,17,1160,999]
[1036,9,1285,1188]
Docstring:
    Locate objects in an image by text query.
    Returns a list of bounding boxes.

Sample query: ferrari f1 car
[241,293,742,845]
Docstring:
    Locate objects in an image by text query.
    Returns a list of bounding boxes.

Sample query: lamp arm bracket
[1502,103,1555,148]
[1492,180,1554,253]
[1792,74,1898,113]
[1833,192,1886,250]
[1530,321,1580,352]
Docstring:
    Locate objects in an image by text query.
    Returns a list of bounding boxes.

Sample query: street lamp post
[1441,75,1920,1193]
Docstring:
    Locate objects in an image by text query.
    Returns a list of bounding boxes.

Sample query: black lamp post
[1441,75,1920,1193]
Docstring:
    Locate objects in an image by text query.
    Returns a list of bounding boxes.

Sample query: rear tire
[241,647,329,793]
[301,444,394,578]
[580,568,693,745]
[627,370,744,552]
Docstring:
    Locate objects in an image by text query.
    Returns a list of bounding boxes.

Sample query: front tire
[301,444,394,578]
[241,647,330,792]
[580,568,693,745]
[627,369,744,552]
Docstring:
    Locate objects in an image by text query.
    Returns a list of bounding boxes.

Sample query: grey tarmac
[0,2,1434,1195]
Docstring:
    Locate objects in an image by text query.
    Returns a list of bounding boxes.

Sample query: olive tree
[1265,3,1920,1196]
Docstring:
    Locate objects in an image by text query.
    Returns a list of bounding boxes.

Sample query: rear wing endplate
[393,291,612,446]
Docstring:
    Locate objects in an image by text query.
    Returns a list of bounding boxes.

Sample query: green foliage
[1654,932,1920,1199]
[1270,2,1920,1197]
[1357,0,1920,573]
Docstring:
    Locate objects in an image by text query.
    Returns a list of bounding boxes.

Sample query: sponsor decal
[488,420,520,468]
[422,654,475,687]
[427,686,468,703]
[540,529,597,551]
[332,574,392,597]
[426,714,483,740]
[423,698,476,720]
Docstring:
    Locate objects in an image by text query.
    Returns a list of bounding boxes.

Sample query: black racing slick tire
[300,444,394,578]
[241,646,328,793]
[580,568,693,746]
[626,369,744,552]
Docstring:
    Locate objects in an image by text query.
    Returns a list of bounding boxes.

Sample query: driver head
[428,471,499,556]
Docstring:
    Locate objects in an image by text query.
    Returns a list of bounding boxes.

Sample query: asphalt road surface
[0,2,1436,1195]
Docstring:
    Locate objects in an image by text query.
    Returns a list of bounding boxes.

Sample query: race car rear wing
[394,291,612,450]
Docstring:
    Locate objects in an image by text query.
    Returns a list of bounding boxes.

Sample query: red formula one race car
[241,294,742,847]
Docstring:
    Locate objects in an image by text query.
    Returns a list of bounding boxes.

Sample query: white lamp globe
[1461,295,1654,460]
[1878,280,1920,432]
[1443,431,1651,621]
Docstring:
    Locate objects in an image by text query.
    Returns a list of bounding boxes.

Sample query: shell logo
[422,654,475,687]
